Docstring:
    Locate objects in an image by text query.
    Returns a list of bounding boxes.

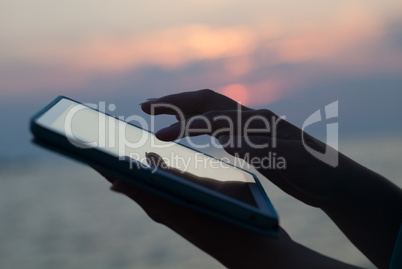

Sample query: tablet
[30,96,279,236]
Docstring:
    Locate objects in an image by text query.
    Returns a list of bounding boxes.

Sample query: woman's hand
[95,168,361,269]
[94,167,293,268]
[140,89,402,268]
[90,89,376,268]
[140,89,351,208]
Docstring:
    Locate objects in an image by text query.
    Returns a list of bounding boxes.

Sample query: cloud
[1,1,401,108]
[66,24,256,72]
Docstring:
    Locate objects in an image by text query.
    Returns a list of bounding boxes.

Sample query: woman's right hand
[141,89,402,268]
[140,89,356,208]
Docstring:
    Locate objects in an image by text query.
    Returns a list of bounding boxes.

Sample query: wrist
[318,153,372,211]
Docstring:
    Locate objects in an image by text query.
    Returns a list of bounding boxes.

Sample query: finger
[140,89,252,116]
[110,179,170,224]
[110,178,265,245]
[93,165,236,232]
[91,166,120,185]
[145,152,168,169]
[155,109,303,142]
[110,179,210,231]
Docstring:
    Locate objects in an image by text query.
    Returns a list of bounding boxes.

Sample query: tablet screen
[37,99,259,207]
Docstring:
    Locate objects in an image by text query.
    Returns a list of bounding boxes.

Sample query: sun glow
[1,0,401,107]
[220,84,249,105]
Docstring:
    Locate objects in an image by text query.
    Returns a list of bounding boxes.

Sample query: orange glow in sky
[67,25,256,71]
[220,84,250,105]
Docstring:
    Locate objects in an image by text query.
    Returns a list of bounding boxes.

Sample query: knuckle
[198,88,215,95]
[256,109,276,117]
[199,89,217,101]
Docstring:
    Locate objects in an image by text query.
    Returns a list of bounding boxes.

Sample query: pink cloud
[1,2,401,106]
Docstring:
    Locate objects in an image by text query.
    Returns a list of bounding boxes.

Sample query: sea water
[1,135,401,269]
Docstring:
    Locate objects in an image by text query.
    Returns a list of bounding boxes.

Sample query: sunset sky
[1,4,402,269]
[1,0,402,156]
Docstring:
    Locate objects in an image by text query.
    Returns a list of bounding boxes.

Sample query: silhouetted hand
[94,167,297,269]
[94,167,360,269]
[93,89,401,268]
[141,89,346,207]
[139,89,402,268]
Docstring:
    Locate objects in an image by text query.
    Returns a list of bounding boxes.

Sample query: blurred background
[1,0,401,268]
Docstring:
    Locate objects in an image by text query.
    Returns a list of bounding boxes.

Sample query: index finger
[140,89,252,116]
